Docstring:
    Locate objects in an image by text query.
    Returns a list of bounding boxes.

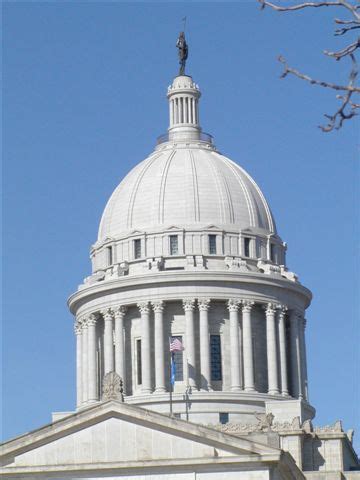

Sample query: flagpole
[169,368,173,417]
[169,338,173,417]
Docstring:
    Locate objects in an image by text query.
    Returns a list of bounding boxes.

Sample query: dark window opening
[209,234,217,254]
[171,335,183,381]
[136,339,142,385]
[219,413,229,424]
[270,243,276,262]
[170,235,179,255]
[244,237,251,257]
[210,335,222,381]
[134,239,141,259]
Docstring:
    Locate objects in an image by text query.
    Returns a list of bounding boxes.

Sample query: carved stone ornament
[257,260,281,276]
[255,412,274,431]
[225,256,249,272]
[198,298,211,311]
[280,266,298,282]
[138,302,150,314]
[183,298,196,311]
[102,371,124,402]
[227,298,240,312]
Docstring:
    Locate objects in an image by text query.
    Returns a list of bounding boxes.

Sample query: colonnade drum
[74,297,308,418]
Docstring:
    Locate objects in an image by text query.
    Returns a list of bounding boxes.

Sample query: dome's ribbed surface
[98,146,276,241]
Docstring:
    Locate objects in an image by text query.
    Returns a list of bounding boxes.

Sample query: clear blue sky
[3,1,359,451]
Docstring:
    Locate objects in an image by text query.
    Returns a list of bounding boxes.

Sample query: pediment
[203,224,222,231]
[1,401,280,471]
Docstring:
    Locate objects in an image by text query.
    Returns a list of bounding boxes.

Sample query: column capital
[264,303,277,315]
[242,299,255,313]
[227,298,241,312]
[81,317,89,329]
[183,298,196,311]
[87,313,98,327]
[277,304,288,316]
[137,302,150,314]
[114,305,127,319]
[101,307,114,321]
[74,320,82,335]
[151,300,164,313]
[198,298,211,311]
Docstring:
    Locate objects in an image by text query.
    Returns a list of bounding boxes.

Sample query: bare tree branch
[324,38,360,58]
[258,0,343,12]
[278,56,360,92]
[259,0,359,131]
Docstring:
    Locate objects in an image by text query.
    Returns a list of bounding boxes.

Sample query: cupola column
[81,318,89,404]
[290,309,303,399]
[102,308,114,374]
[74,320,83,408]
[199,298,211,391]
[138,302,152,393]
[87,313,98,403]
[265,304,280,395]
[183,299,197,389]
[300,317,308,400]
[228,299,241,392]
[167,76,201,142]
[114,306,127,389]
[277,305,289,396]
[242,300,256,392]
[152,301,166,393]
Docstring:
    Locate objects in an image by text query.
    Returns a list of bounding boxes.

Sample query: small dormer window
[244,237,251,257]
[169,235,178,255]
[209,234,217,254]
[134,239,141,259]
[106,246,113,266]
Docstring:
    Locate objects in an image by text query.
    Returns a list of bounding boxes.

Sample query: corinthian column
[242,300,255,392]
[152,301,166,393]
[277,305,289,396]
[74,320,83,408]
[101,308,114,374]
[199,298,211,391]
[228,299,241,391]
[299,316,308,400]
[289,309,302,399]
[183,299,196,388]
[265,303,279,395]
[81,318,89,404]
[114,306,127,387]
[87,313,98,403]
[138,302,152,393]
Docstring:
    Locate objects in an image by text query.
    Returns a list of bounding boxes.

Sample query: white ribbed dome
[98,145,276,241]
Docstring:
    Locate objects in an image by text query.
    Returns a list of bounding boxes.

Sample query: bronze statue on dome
[176,31,188,76]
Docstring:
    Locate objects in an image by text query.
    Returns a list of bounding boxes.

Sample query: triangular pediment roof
[1,401,304,479]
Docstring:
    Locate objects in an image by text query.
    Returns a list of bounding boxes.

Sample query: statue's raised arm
[176,32,188,76]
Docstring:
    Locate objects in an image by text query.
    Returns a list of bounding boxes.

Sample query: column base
[244,387,256,393]
[142,388,153,394]
[155,387,167,393]
[268,390,280,395]
[231,386,242,392]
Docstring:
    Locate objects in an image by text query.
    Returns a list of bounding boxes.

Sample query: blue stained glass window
[171,335,183,381]
[136,339,142,385]
[210,335,222,381]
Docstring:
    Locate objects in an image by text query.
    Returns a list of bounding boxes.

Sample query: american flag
[169,337,184,352]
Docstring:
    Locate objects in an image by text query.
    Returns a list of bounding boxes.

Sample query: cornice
[68,270,312,314]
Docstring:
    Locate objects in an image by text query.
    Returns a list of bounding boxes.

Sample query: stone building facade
[1,67,359,480]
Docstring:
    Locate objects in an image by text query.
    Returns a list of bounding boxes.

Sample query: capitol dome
[69,68,312,428]
[98,146,276,241]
